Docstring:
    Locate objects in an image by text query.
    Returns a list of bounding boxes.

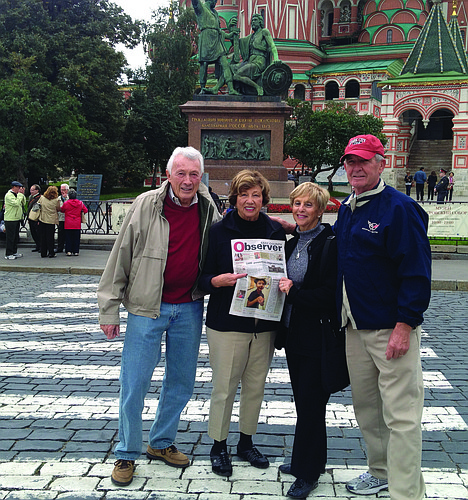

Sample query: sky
[113,0,169,74]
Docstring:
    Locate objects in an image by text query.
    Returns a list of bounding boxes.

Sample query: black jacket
[281,223,338,354]
[199,210,286,333]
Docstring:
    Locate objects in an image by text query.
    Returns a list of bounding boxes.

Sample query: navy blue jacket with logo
[334,181,431,330]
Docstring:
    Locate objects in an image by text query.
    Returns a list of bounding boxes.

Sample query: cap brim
[340,149,377,163]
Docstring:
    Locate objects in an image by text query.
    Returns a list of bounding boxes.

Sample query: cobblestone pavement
[0,271,467,499]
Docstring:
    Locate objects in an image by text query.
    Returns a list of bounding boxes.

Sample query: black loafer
[237,446,269,469]
[210,450,232,477]
[279,463,292,474]
[287,478,318,499]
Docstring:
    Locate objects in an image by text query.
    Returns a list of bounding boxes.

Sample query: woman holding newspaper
[277,182,339,499]
[199,170,286,478]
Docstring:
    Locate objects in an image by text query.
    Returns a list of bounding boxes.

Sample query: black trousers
[57,221,65,251]
[415,183,424,201]
[4,220,20,256]
[285,349,330,483]
[65,229,81,254]
[40,222,56,257]
[437,191,447,204]
[28,219,40,250]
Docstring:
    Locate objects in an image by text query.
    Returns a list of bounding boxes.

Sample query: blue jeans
[115,300,204,460]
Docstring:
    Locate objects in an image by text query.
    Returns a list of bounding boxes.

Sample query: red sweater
[162,196,201,304]
[60,199,88,230]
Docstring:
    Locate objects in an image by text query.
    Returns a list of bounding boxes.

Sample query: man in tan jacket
[98,147,221,487]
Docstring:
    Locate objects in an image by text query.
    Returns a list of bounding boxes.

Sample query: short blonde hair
[289,182,329,213]
[229,170,270,207]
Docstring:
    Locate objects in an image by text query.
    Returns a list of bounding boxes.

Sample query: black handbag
[320,317,350,393]
[319,236,350,394]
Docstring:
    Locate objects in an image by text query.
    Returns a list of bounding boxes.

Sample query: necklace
[295,238,313,259]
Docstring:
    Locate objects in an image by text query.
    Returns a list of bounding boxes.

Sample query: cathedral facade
[181,0,468,192]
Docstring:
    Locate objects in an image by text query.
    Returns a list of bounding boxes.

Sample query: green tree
[145,2,199,105]
[284,100,386,179]
[0,0,142,187]
[0,69,97,184]
[123,2,198,187]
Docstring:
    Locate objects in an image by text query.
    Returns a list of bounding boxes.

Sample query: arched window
[345,80,360,98]
[294,84,306,100]
[340,1,351,22]
[320,1,334,37]
[325,81,339,100]
[387,29,393,43]
[327,12,334,35]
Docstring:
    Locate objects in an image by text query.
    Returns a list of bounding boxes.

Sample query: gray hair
[375,154,385,162]
[68,189,77,199]
[60,183,69,191]
[167,147,204,174]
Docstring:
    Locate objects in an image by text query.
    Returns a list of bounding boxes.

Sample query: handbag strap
[318,235,334,283]
[318,235,336,327]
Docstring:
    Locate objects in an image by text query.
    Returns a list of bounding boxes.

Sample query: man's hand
[211,273,247,288]
[386,322,412,360]
[269,216,295,234]
[101,324,120,340]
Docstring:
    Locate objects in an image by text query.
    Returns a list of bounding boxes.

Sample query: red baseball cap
[340,135,385,163]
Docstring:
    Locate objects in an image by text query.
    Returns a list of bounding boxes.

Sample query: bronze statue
[233,14,282,96]
[192,0,239,95]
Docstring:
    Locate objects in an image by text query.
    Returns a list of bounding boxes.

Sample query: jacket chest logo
[362,221,380,233]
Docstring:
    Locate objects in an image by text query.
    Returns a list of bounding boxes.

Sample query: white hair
[60,183,69,190]
[375,154,385,162]
[167,147,204,174]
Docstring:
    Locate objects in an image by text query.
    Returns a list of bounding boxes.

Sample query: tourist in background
[4,181,26,260]
[27,184,41,252]
[435,168,449,203]
[413,167,427,201]
[404,170,413,196]
[60,189,88,256]
[56,183,69,253]
[38,186,60,258]
[427,170,437,200]
[446,172,454,201]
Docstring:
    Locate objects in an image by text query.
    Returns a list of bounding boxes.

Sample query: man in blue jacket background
[413,167,427,201]
[334,135,431,500]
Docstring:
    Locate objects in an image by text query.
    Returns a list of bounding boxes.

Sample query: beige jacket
[38,196,60,225]
[97,181,221,326]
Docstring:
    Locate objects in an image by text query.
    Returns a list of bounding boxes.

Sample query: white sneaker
[346,472,388,495]
[4,255,16,260]
[13,253,23,258]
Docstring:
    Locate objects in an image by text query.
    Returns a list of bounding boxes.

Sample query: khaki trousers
[346,325,425,500]
[207,328,275,441]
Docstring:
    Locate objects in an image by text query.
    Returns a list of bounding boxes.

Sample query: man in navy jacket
[334,135,431,500]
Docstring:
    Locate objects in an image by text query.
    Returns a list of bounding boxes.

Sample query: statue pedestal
[180,96,293,198]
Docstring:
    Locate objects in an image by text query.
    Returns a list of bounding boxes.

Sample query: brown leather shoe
[146,444,190,468]
[111,459,135,486]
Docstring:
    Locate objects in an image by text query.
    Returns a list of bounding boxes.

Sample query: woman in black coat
[278,182,338,499]
[200,170,286,478]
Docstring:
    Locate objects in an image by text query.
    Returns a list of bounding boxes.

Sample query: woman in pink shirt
[60,189,88,256]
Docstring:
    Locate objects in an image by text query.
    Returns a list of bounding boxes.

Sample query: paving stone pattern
[0,271,467,499]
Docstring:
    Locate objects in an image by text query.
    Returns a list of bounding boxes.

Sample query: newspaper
[229,238,287,321]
